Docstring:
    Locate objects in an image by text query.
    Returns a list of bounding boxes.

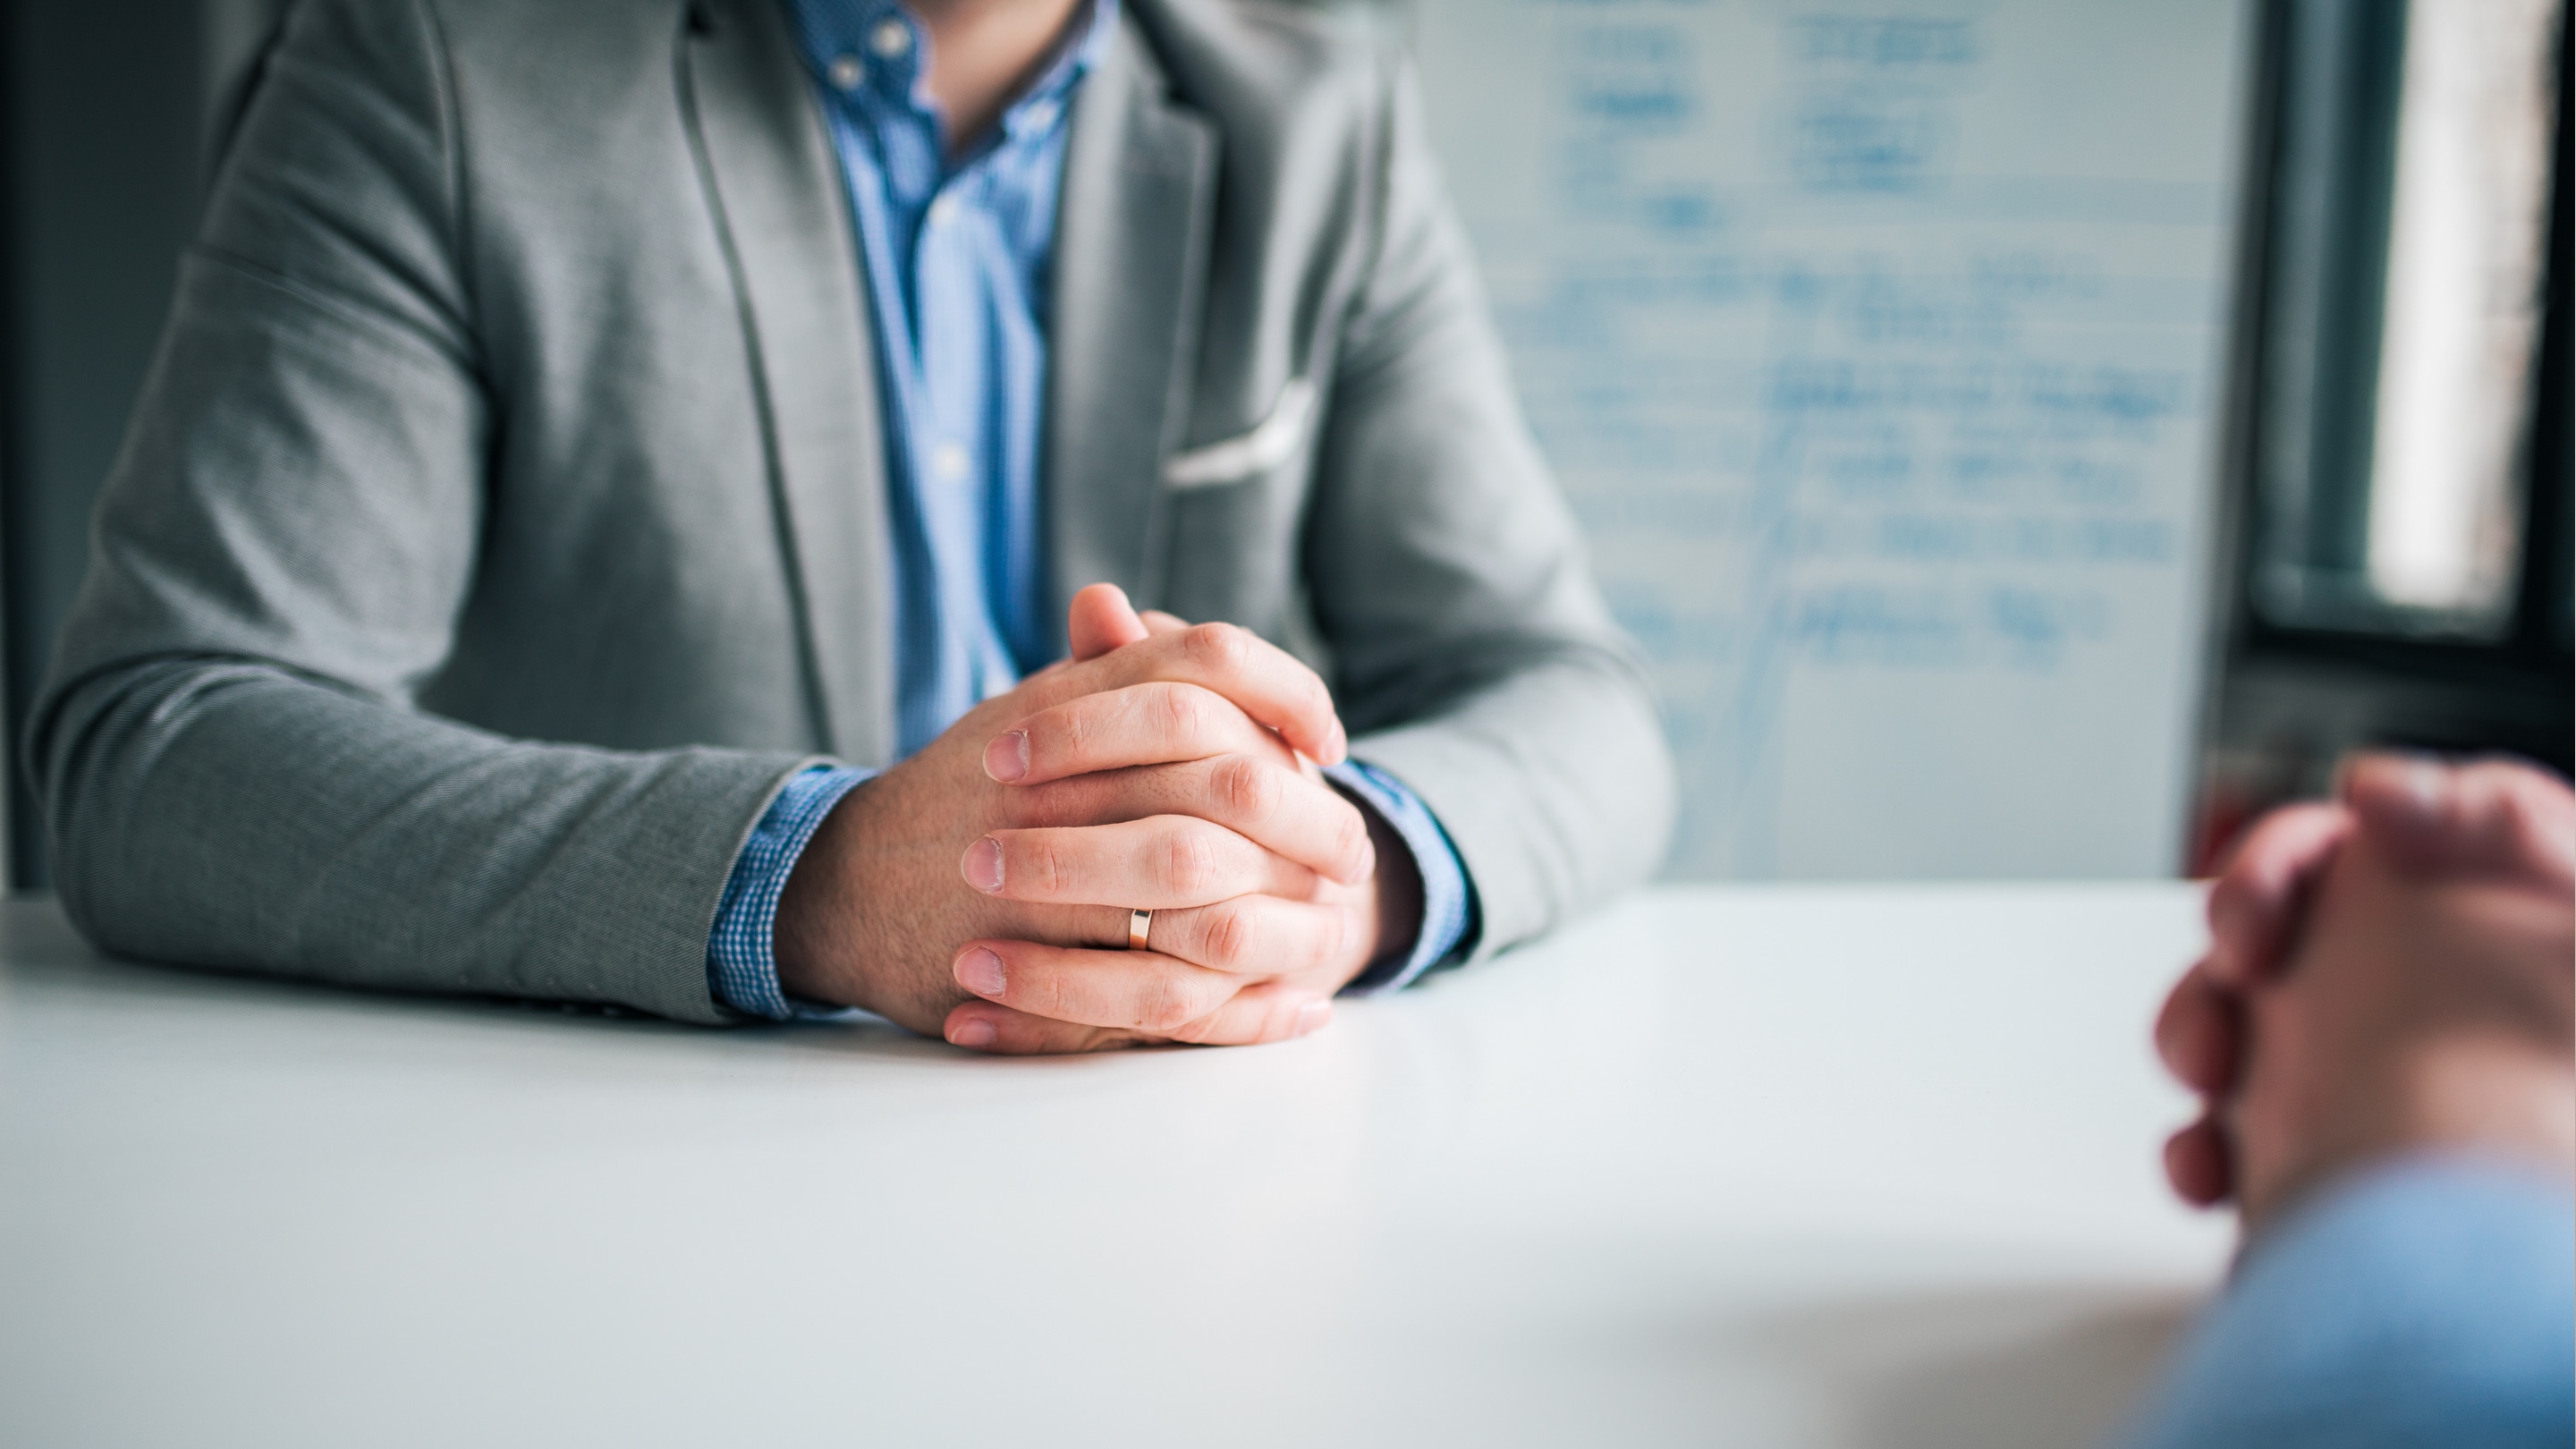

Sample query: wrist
[2391,1036,2576,1174]
[2250,1036,2575,1234]
[774,782,870,1008]
[1360,794,1423,979]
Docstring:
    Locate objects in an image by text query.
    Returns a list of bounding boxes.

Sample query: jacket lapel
[679,0,896,766]
[1046,13,1220,634]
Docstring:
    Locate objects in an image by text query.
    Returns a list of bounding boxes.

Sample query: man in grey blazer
[29,0,1674,1048]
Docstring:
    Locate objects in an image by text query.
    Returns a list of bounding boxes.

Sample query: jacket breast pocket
[1160,377,1318,631]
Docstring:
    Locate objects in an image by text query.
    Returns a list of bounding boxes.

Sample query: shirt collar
[999,0,1116,143]
[788,0,1116,145]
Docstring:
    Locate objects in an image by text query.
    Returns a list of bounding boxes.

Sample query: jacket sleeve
[2120,1156,2576,1449]
[24,0,812,1024]
[1305,54,1677,964]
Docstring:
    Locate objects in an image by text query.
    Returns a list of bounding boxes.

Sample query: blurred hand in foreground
[2154,754,2576,1232]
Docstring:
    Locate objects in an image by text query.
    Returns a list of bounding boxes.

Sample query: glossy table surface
[0,886,2232,1448]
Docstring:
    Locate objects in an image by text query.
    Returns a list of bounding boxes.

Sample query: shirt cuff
[707,765,874,1021]
[1325,758,1479,994]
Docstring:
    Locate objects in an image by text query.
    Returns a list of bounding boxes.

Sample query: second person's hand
[2155,754,2576,1209]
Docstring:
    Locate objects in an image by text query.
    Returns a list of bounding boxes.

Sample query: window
[2253,0,2563,639]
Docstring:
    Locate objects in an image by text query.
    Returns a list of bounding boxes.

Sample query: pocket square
[1162,377,1318,489]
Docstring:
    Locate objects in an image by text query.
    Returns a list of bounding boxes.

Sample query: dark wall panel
[2,0,212,888]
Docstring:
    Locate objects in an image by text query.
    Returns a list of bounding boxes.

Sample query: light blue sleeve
[2121,1154,2575,1449]
[1325,758,1480,993]
[706,765,873,1021]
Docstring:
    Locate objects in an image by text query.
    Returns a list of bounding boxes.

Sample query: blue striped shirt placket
[814,0,1072,754]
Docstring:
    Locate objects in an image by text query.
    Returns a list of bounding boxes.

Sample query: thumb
[1066,582,1150,663]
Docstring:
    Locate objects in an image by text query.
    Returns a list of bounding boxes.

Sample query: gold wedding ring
[1127,908,1153,952]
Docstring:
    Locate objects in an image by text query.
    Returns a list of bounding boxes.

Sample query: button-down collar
[788,0,1115,168]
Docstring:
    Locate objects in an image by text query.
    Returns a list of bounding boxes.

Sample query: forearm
[36,657,817,1022]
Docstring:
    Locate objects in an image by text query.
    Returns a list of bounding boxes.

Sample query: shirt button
[927,195,960,228]
[826,54,864,91]
[869,17,912,59]
[931,442,970,482]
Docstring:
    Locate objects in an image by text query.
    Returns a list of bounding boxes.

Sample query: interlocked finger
[1147,892,1361,979]
[2163,1114,2233,1207]
[2343,755,2576,891]
[1157,979,1336,1046]
[2205,802,2349,987]
[1007,753,1375,885]
[945,1008,1148,1055]
[949,938,1247,1035]
[2153,960,2241,1095]
[988,681,1298,787]
[963,815,1318,910]
[943,979,1333,1055]
[1010,621,1345,767]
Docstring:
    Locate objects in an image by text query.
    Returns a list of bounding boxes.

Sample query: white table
[0,886,2232,1448]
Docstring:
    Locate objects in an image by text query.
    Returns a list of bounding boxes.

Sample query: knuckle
[1025,835,1074,896]
[1182,622,1252,676]
[1138,973,1201,1034]
[1151,683,1210,743]
[1199,902,1258,971]
[1161,827,1222,898]
[1212,755,1278,823]
[1050,709,1085,758]
[1015,978,1062,1019]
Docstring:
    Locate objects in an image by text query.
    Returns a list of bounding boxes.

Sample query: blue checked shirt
[704,0,1475,1019]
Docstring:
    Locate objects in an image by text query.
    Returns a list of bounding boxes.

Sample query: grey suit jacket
[30,0,1675,1023]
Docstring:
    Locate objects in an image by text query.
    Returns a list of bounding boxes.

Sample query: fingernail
[984,731,1030,783]
[962,837,1004,893]
[1294,998,1333,1036]
[1327,724,1349,766]
[950,1015,998,1049]
[955,946,1006,997]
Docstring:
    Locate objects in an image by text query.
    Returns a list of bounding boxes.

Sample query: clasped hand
[775,585,1416,1054]
[2156,754,2576,1233]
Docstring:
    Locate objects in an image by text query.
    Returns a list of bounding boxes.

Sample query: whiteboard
[1411,0,2253,880]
